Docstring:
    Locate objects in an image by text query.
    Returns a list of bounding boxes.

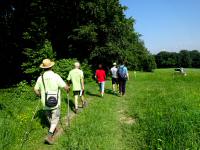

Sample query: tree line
[155,50,200,68]
[0,0,156,87]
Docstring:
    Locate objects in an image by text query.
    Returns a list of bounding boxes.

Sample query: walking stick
[67,93,70,127]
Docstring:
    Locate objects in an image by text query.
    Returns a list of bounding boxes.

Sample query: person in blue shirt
[118,61,129,96]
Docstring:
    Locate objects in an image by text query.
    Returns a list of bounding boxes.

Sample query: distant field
[1,68,200,149]
[123,68,200,149]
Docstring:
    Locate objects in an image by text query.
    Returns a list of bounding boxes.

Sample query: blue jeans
[99,82,105,93]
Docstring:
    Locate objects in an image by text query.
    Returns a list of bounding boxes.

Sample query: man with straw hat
[34,58,69,144]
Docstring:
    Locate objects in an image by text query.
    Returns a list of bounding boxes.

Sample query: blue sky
[120,0,200,54]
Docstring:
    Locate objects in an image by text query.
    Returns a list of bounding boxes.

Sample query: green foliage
[155,50,200,68]
[142,54,157,72]
[90,43,123,65]
[0,81,40,150]
[21,40,56,80]
[53,59,75,80]
[72,24,97,42]
[179,50,192,67]
[190,50,200,67]
[0,119,17,150]
[53,59,93,82]
[80,60,93,82]
[1,0,157,87]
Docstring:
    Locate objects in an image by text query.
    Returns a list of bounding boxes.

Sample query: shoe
[119,93,122,97]
[53,127,59,135]
[44,134,54,145]
[74,108,78,114]
[82,101,88,108]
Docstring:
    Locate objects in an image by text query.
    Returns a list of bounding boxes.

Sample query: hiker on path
[118,61,129,96]
[34,58,69,144]
[95,64,106,97]
[67,62,87,114]
[110,62,119,94]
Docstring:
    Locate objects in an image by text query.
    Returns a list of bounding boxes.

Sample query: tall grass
[125,69,200,149]
[1,69,200,149]
[0,81,50,150]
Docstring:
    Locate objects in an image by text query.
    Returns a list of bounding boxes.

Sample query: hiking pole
[21,99,40,149]
[67,93,70,127]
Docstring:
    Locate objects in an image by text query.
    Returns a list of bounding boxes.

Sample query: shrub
[21,40,56,81]
[53,59,93,82]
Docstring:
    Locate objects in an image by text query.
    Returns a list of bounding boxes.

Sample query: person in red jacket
[95,64,106,97]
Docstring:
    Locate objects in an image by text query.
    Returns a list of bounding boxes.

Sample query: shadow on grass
[64,97,75,111]
[35,109,49,128]
[105,88,120,97]
[104,88,114,95]
[85,91,101,97]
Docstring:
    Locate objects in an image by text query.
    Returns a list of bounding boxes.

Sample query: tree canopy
[155,50,200,68]
[0,0,155,86]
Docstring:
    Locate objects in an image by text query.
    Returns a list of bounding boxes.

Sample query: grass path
[55,81,127,150]
[32,79,132,150]
[17,69,200,149]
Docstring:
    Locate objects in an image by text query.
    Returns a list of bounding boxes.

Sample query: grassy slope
[1,68,200,149]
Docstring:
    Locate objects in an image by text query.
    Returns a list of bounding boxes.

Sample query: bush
[142,55,157,72]
[21,40,56,81]
[53,59,93,82]
[0,81,39,150]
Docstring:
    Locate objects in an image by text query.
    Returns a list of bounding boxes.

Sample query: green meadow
[1,68,200,150]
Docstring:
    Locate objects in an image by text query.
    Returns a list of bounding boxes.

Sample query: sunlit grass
[125,69,200,149]
[1,69,200,149]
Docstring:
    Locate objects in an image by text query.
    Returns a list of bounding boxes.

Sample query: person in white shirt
[110,62,119,93]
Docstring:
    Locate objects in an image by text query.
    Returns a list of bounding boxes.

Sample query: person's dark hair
[122,60,127,65]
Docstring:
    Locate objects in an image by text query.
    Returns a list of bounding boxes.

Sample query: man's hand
[82,86,84,91]
[65,85,70,93]
[34,88,41,97]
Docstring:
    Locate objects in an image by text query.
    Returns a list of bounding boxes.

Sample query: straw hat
[40,59,55,68]
[113,62,117,66]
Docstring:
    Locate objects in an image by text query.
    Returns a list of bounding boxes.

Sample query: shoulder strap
[42,73,59,94]
[41,74,46,92]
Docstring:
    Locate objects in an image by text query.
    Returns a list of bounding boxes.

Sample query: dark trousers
[119,79,127,95]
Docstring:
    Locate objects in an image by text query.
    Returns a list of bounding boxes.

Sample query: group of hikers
[95,62,129,97]
[34,58,129,144]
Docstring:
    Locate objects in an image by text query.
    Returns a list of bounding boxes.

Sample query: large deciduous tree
[1,0,156,86]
